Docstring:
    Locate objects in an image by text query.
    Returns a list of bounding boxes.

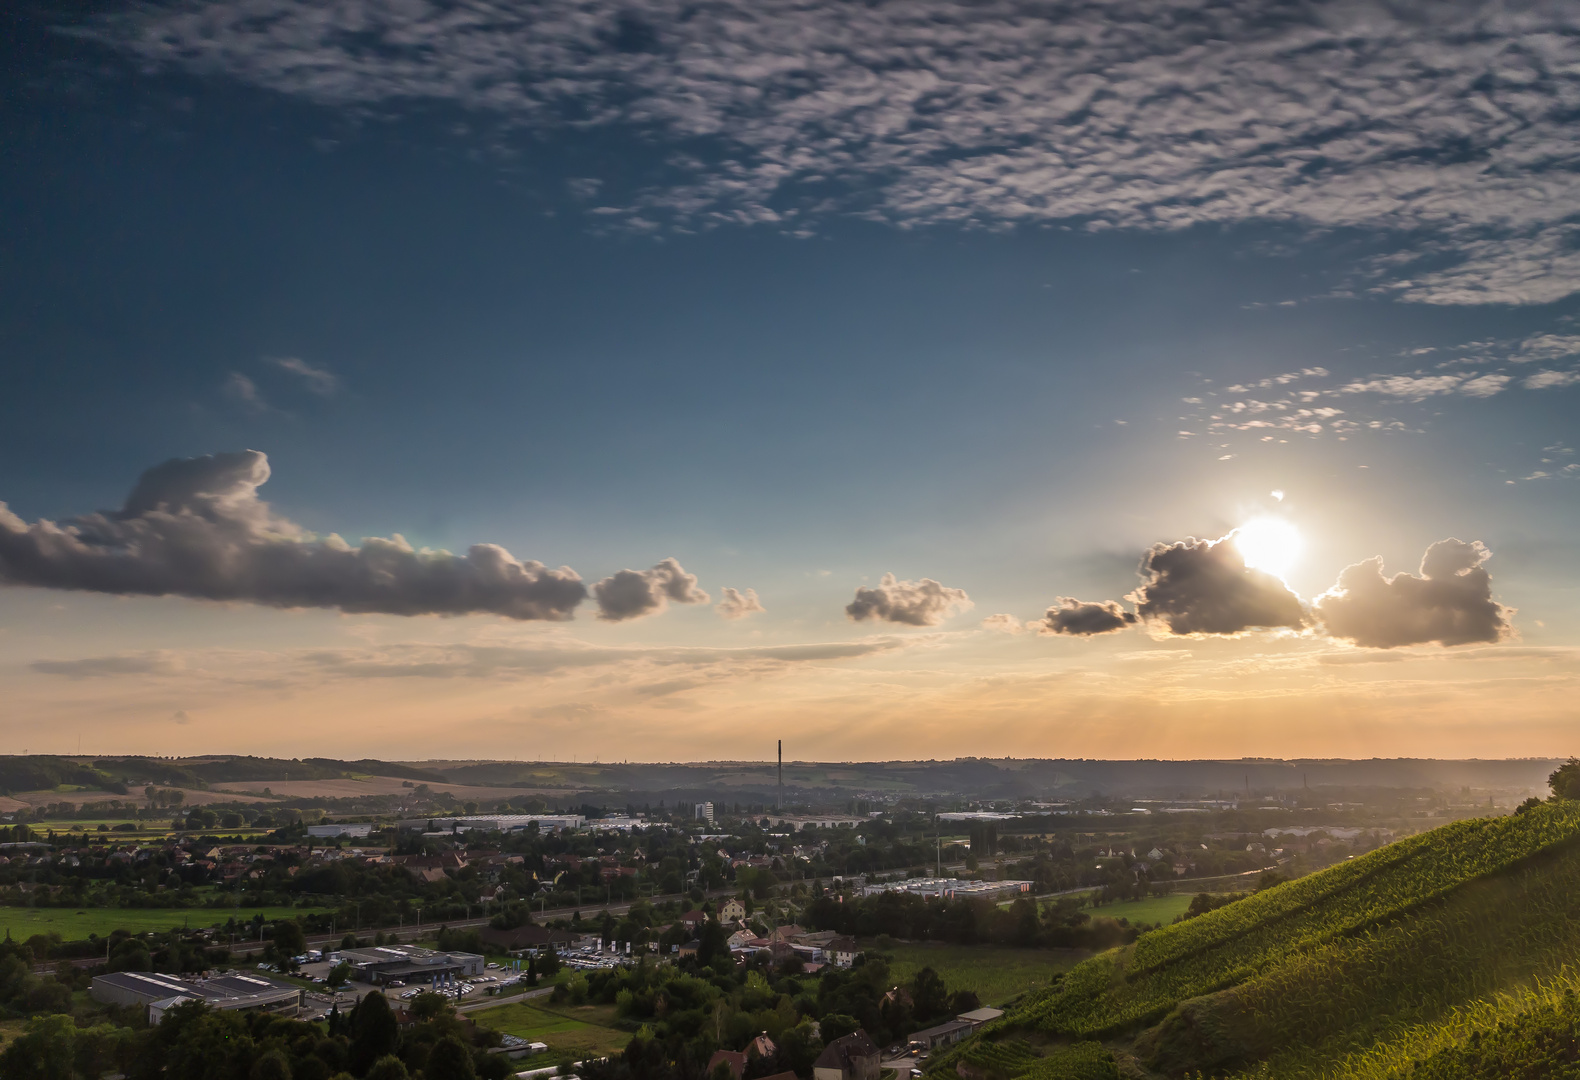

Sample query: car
[486,962,500,969]
[400,989,420,999]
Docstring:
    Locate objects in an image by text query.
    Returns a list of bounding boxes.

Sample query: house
[679,908,711,929]
[825,936,858,968]
[769,924,804,944]
[748,1033,777,1059]
[1148,847,1165,861]
[706,1050,747,1080]
[812,1031,881,1080]
[719,898,747,923]
[727,929,758,951]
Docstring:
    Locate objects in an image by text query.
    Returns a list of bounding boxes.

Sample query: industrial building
[91,971,303,1023]
[339,944,485,986]
[411,814,585,832]
[307,823,373,838]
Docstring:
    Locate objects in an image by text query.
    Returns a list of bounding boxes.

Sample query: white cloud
[271,357,338,395]
[91,0,1580,305]
[1524,370,1580,390]
[846,573,972,627]
[715,586,765,620]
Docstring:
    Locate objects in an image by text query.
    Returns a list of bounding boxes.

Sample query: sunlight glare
[1233,517,1302,578]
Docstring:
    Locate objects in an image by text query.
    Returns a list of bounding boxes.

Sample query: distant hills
[938,801,1580,1078]
[0,755,1562,803]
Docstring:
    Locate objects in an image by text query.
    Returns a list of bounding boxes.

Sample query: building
[479,924,577,954]
[339,944,485,986]
[92,971,303,1023]
[859,878,1033,902]
[307,823,373,839]
[907,1018,975,1049]
[695,802,715,825]
[825,936,859,968]
[719,898,747,923]
[812,1031,881,1080]
[958,1007,1005,1028]
[706,1049,747,1080]
[417,814,585,832]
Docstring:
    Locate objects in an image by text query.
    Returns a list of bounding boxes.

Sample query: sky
[1,0,1578,762]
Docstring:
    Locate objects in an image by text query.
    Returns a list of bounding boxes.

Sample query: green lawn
[471,1000,630,1064]
[0,905,328,941]
[878,943,1083,1007]
[1081,893,1196,926]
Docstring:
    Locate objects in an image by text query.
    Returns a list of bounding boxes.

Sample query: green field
[471,1000,630,1063]
[0,905,328,941]
[1081,893,1194,926]
[879,943,1082,1007]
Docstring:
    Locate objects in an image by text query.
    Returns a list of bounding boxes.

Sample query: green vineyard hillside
[938,802,1580,1079]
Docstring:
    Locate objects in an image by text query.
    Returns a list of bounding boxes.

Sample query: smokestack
[777,740,783,812]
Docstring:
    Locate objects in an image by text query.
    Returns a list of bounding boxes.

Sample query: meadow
[880,943,1083,1007]
[470,999,630,1064]
[1080,893,1194,926]
[0,904,329,941]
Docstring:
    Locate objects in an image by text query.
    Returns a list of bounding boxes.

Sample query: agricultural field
[0,904,330,941]
[880,943,1082,1007]
[1080,893,1194,926]
[471,999,630,1064]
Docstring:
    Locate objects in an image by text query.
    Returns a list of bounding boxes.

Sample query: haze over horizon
[2,1,1578,761]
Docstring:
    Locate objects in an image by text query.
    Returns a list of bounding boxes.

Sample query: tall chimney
[777,740,783,812]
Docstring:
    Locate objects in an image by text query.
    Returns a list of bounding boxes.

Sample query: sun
[1233,517,1302,578]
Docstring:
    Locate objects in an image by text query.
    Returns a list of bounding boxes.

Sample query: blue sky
[2,1,1578,760]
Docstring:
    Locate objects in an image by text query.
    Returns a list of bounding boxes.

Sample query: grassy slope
[934,803,1580,1080]
[1081,895,1195,927]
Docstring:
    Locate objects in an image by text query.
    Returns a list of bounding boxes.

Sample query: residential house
[719,898,747,923]
[768,924,804,944]
[705,1050,747,1080]
[812,1031,881,1080]
[825,936,858,968]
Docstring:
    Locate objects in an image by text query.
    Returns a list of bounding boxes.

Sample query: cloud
[171,710,193,725]
[846,573,971,627]
[1338,375,1467,401]
[271,357,338,395]
[1524,370,1580,390]
[715,586,765,620]
[1514,334,1580,363]
[223,372,267,411]
[1128,536,1307,637]
[1313,539,1514,648]
[0,450,589,620]
[593,557,708,621]
[91,0,1580,304]
[1459,374,1511,398]
[980,613,1026,634]
[31,653,181,678]
[1039,598,1137,637]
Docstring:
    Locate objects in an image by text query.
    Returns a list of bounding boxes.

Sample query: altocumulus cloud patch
[93,0,1580,304]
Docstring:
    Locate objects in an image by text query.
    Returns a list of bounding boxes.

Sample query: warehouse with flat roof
[91,971,303,1022]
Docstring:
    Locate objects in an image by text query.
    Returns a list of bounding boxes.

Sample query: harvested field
[214,775,544,801]
[0,787,276,812]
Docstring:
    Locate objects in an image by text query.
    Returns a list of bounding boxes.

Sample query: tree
[411,991,452,1022]
[778,1022,823,1077]
[365,1056,410,1080]
[0,1014,76,1080]
[819,1014,860,1042]
[327,961,352,989]
[1551,758,1580,801]
[272,920,307,967]
[349,991,401,1074]
[695,919,729,967]
[425,1035,478,1080]
[250,1049,293,1080]
[911,967,950,1022]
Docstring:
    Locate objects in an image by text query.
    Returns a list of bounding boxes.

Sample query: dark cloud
[1129,536,1307,636]
[31,653,179,678]
[846,573,971,627]
[715,586,765,620]
[0,451,588,620]
[1313,539,1513,648]
[1040,598,1137,637]
[593,558,709,621]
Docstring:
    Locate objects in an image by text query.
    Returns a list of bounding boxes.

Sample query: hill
[935,802,1580,1079]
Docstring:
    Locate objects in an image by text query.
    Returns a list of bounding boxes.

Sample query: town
[0,753,1556,1078]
